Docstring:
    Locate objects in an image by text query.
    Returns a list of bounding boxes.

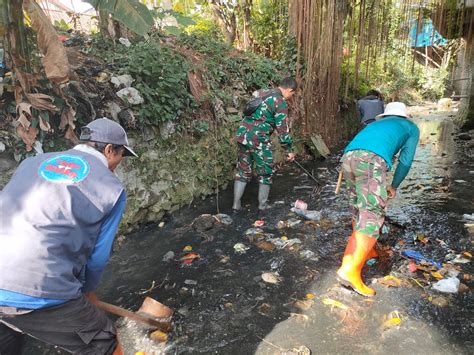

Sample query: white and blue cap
[80,118,138,157]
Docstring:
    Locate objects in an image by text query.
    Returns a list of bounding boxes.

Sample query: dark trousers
[0,323,24,355]
[0,296,117,355]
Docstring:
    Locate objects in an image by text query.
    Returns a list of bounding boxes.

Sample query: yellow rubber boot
[344,230,378,261]
[352,219,378,260]
[337,231,377,297]
[366,244,379,260]
[343,231,356,255]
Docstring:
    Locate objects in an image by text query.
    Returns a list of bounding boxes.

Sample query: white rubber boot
[232,180,247,211]
[258,183,271,210]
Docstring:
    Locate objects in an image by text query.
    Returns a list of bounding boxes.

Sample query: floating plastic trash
[408,261,418,273]
[378,275,402,288]
[234,243,250,254]
[261,272,281,284]
[300,250,318,261]
[322,298,349,310]
[462,213,474,221]
[268,238,302,249]
[291,207,322,221]
[179,252,200,263]
[451,255,471,264]
[162,251,175,262]
[150,329,168,342]
[366,258,377,266]
[401,249,442,268]
[245,227,265,236]
[294,199,308,210]
[287,218,302,227]
[432,277,460,293]
[382,311,401,329]
[214,213,233,225]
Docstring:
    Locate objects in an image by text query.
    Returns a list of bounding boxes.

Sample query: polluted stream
[26,111,473,354]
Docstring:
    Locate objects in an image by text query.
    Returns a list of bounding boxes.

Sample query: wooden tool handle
[335,170,343,195]
[96,301,171,332]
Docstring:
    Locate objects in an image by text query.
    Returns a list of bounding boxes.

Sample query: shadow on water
[25,112,473,354]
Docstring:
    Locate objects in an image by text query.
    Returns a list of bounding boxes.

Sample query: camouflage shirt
[235,88,293,152]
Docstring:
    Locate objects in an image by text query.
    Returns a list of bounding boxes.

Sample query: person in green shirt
[233,77,297,211]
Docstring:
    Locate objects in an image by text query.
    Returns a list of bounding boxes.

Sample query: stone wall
[116,123,240,230]
[0,122,304,232]
[0,106,360,233]
[116,121,313,231]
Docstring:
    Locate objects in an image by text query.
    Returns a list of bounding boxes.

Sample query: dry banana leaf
[23,0,69,84]
[65,126,79,143]
[16,102,32,128]
[25,93,58,112]
[39,116,51,131]
[60,105,76,130]
[16,125,38,151]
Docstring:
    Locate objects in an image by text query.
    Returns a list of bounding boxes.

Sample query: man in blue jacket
[337,102,419,297]
[357,89,384,126]
[0,118,137,354]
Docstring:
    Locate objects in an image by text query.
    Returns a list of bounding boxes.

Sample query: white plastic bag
[432,277,460,293]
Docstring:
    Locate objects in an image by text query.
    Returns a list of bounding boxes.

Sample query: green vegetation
[90,30,285,128]
[1,0,465,160]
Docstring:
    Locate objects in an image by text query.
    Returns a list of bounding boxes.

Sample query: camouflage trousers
[236,142,274,185]
[341,150,388,239]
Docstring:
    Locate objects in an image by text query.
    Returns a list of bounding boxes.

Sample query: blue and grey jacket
[0,148,123,300]
[357,96,384,125]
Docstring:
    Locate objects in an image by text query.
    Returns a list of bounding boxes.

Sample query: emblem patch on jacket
[39,155,90,183]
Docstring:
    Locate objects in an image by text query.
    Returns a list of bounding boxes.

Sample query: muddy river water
[27,110,473,354]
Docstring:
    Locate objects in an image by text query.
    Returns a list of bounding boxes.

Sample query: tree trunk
[242,0,253,49]
[3,0,31,92]
[209,1,236,46]
[98,9,109,36]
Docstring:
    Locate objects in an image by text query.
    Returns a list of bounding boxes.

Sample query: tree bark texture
[288,0,349,146]
[209,0,236,46]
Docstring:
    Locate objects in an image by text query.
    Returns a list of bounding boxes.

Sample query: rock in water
[437,98,452,111]
[261,272,281,284]
[192,214,215,232]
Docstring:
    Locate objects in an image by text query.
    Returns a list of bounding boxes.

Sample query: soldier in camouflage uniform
[337,102,419,297]
[233,77,297,211]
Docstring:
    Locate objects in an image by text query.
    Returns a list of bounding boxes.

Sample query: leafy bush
[90,29,285,128]
[177,31,284,97]
[92,39,195,124]
[418,66,449,101]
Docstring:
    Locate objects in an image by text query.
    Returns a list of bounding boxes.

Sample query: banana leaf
[84,0,154,36]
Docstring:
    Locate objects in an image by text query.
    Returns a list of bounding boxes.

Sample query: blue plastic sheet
[410,18,448,48]
[401,249,442,269]
[366,258,377,266]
